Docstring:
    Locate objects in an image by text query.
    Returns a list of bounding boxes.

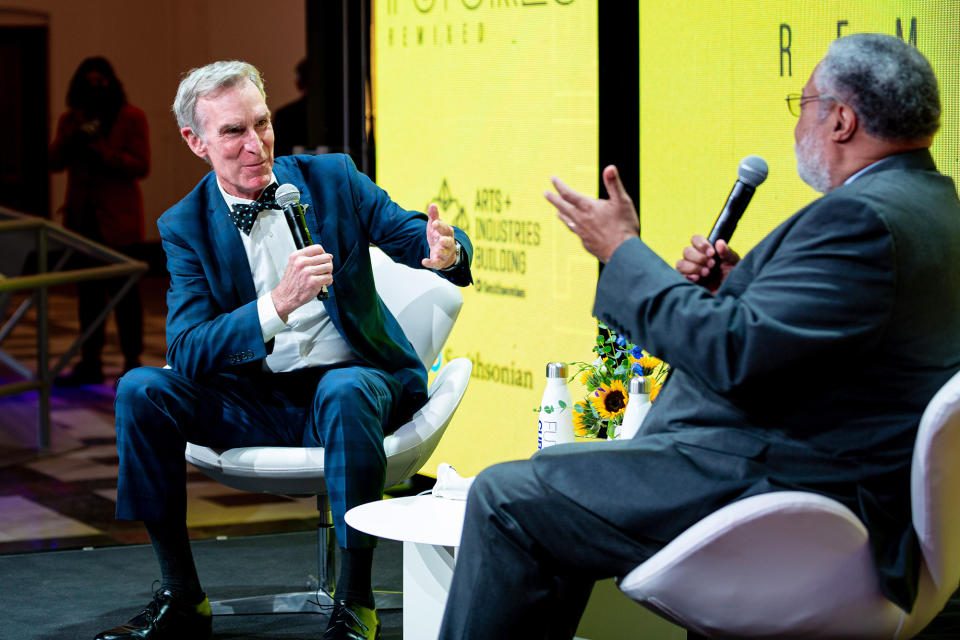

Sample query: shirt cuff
[257,293,288,342]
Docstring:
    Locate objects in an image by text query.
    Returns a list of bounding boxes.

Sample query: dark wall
[305,0,372,175]
[0,26,49,217]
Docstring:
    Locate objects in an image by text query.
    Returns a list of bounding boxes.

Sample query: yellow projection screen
[374,1,599,475]
[374,2,960,477]
[639,2,960,262]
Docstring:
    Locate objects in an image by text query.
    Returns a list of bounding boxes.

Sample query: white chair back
[898,369,960,636]
[369,246,462,368]
[911,369,960,586]
[368,246,468,485]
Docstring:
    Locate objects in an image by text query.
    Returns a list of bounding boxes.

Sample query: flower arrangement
[570,323,670,439]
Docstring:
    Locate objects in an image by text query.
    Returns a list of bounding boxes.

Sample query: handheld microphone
[276,183,328,300]
[706,155,769,245]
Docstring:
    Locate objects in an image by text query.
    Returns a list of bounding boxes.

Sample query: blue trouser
[114,363,403,548]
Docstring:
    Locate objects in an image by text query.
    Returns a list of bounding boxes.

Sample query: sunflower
[631,355,664,373]
[650,382,663,402]
[572,401,591,436]
[589,379,628,419]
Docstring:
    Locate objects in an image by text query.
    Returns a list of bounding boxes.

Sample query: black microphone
[276,183,328,300]
[706,155,769,245]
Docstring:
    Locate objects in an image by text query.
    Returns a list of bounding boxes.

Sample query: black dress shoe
[55,362,104,387]
[94,588,211,640]
[321,599,380,640]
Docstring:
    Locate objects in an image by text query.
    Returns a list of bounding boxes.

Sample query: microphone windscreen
[276,183,301,208]
[738,156,769,187]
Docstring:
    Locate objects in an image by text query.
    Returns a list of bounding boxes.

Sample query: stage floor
[0,530,403,639]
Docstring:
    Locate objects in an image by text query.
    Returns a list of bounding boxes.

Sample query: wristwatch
[440,241,462,271]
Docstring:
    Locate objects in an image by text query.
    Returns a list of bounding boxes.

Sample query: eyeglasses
[786,93,839,117]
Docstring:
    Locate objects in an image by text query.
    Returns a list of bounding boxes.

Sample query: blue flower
[631,345,644,359]
[632,363,645,376]
[615,334,628,347]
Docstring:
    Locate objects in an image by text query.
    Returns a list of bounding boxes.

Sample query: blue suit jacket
[157,154,473,416]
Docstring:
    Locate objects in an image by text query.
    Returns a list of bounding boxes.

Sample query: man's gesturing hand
[271,244,333,322]
[544,165,639,263]
[422,203,458,270]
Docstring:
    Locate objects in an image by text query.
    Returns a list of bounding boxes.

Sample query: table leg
[403,541,456,638]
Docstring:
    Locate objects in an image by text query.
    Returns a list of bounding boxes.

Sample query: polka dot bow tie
[228,183,279,235]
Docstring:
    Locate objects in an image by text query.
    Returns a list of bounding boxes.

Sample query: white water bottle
[538,363,575,450]
[616,376,651,440]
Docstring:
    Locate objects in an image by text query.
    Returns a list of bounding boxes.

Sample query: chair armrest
[384,358,472,485]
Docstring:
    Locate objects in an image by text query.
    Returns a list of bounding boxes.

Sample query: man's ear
[181,127,207,159]
[831,102,858,143]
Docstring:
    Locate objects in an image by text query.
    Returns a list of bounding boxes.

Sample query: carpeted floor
[0,531,403,640]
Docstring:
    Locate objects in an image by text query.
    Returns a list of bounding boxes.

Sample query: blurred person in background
[272,57,311,157]
[50,56,149,386]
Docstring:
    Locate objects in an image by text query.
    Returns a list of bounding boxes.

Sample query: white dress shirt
[218,177,355,372]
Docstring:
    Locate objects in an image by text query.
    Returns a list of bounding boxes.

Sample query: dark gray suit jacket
[534,149,960,610]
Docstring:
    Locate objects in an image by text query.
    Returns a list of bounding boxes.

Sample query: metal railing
[0,207,148,449]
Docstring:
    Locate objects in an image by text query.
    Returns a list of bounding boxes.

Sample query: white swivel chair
[184,246,472,614]
[618,369,960,638]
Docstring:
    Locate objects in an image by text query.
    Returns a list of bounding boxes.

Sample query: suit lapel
[204,177,258,303]
[275,162,323,247]
[274,161,337,317]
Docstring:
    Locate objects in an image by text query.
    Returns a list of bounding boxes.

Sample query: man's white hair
[172,60,266,136]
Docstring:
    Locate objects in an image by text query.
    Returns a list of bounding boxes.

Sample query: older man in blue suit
[96,61,472,640]
[440,34,960,639]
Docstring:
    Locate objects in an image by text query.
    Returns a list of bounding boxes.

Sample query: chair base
[210,589,403,615]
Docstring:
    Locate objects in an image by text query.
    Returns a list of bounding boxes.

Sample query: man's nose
[241,128,263,154]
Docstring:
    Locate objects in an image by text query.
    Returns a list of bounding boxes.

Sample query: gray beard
[795,131,831,193]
